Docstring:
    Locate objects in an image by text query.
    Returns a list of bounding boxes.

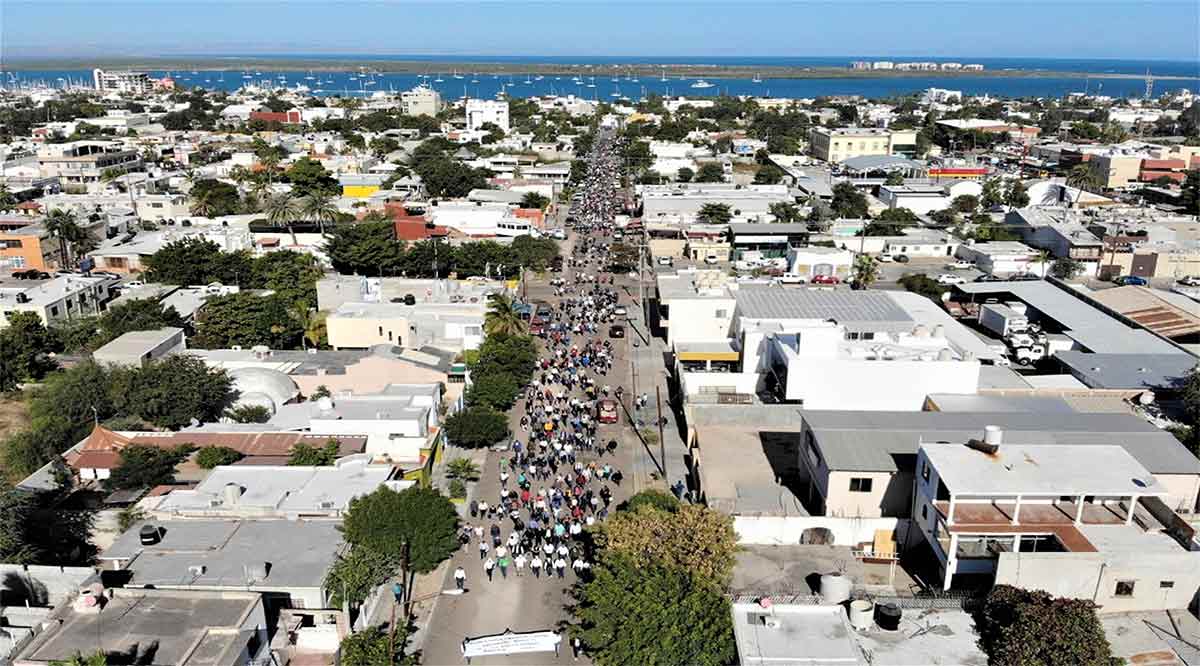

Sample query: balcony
[932,500,1141,553]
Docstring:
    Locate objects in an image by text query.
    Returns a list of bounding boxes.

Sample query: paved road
[420,232,650,666]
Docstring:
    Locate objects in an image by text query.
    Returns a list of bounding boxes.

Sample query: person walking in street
[572,637,583,661]
[531,555,543,578]
[515,553,526,577]
[454,566,466,591]
[554,556,567,579]
[498,555,510,579]
[484,557,495,582]
[478,540,488,560]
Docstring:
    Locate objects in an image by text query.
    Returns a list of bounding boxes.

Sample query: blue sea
[4,56,1197,100]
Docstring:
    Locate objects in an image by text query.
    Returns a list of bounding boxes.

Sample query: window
[1114,581,1135,597]
[849,477,873,493]
[378,326,383,336]
[1160,581,1175,589]
[921,504,928,520]
[921,461,931,482]
[0,239,23,249]
[50,306,59,317]
[715,309,727,318]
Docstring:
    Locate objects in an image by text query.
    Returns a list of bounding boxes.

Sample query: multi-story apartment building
[92,69,152,94]
[37,141,142,192]
[466,99,510,132]
[401,85,443,117]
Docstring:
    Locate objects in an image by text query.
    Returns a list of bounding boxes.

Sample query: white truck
[979,303,1030,338]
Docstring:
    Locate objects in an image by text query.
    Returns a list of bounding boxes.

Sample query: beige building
[325,302,484,351]
[400,85,443,117]
[1086,152,1145,190]
[808,127,919,163]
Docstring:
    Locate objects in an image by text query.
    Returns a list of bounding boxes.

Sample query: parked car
[1114,275,1148,286]
[597,398,619,424]
[777,272,808,284]
[657,256,674,267]
[812,275,840,285]
[974,274,1004,283]
[1009,273,1042,282]
[936,273,967,285]
[1178,276,1200,287]
[613,306,628,316]
[893,254,910,263]
[609,325,625,338]
[877,254,894,263]
[704,254,720,265]
[946,260,974,270]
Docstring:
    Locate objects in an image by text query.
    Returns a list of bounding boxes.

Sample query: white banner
[461,630,562,657]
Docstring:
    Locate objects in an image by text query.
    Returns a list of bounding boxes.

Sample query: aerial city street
[0,1,1199,665]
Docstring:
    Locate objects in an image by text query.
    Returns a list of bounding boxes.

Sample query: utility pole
[655,386,666,477]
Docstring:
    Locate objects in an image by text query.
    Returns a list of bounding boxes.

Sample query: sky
[2,0,1198,60]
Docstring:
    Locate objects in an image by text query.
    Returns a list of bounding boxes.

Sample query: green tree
[324,221,403,276]
[951,194,980,214]
[898,273,947,302]
[49,652,108,666]
[415,157,490,199]
[695,162,725,183]
[768,201,801,224]
[980,177,1004,209]
[621,489,680,513]
[286,157,340,198]
[368,136,400,158]
[91,299,187,350]
[338,624,414,666]
[851,254,880,289]
[325,546,399,609]
[473,334,538,385]
[288,438,342,466]
[265,192,302,246]
[1066,164,1104,207]
[1050,257,1084,279]
[1003,180,1031,210]
[831,182,869,219]
[483,294,527,337]
[193,293,304,349]
[341,485,459,573]
[105,444,192,491]
[109,355,236,429]
[0,312,58,389]
[753,163,785,184]
[1180,169,1199,216]
[188,179,240,217]
[977,585,1115,666]
[225,404,271,423]
[444,406,510,449]
[143,237,254,286]
[519,191,550,210]
[466,372,521,411]
[299,192,340,234]
[0,487,40,563]
[250,250,324,309]
[572,555,735,666]
[508,235,561,271]
[675,166,694,183]
[696,203,733,224]
[43,208,88,269]
[884,171,905,186]
[445,457,481,482]
[195,446,244,468]
[597,504,738,583]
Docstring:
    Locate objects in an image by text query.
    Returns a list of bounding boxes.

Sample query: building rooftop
[922,443,1165,498]
[735,286,912,326]
[1087,286,1200,339]
[153,454,398,517]
[92,327,183,362]
[693,424,807,516]
[1056,351,1198,390]
[15,588,262,666]
[802,410,1200,476]
[101,520,342,590]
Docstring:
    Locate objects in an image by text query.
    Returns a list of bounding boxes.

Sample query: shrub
[444,406,510,449]
[448,479,466,499]
[195,446,244,469]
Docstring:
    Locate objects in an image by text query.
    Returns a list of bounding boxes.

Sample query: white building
[430,201,533,237]
[92,69,152,94]
[0,275,116,328]
[915,437,1200,608]
[401,85,443,117]
[955,240,1037,276]
[466,99,510,133]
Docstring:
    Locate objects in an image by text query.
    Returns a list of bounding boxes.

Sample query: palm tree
[850,254,880,290]
[258,153,281,184]
[1066,164,1103,208]
[264,193,301,246]
[44,208,85,269]
[1035,249,1051,277]
[189,187,217,217]
[291,305,328,350]
[484,294,526,337]
[300,192,339,234]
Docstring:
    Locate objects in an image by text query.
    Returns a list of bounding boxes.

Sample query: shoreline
[4,57,1195,81]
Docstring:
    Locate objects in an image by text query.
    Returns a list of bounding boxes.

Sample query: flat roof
[736,286,912,325]
[954,281,1185,355]
[1088,286,1200,338]
[731,602,986,666]
[17,589,260,666]
[694,424,807,516]
[802,410,1200,475]
[101,520,342,590]
[92,327,182,359]
[1056,351,1198,390]
[154,455,394,516]
[841,154,925,172]
[922,443,1164,497]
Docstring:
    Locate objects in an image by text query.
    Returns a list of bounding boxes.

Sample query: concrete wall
[664,297,735,345]
[825,470,914,518]
[680,371,759,399]
[995,551,1200,613]
[326,314,409,349]
[734,515,909,548]
[1156,473,1200,515]
[0,565,95,607]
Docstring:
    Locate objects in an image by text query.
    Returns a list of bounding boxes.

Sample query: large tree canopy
[340,485,459,573]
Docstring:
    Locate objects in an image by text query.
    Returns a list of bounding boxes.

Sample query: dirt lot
[0,395,30,441]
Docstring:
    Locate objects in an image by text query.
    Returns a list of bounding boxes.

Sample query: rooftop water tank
[820,573,852,605]
[849,600,874,630]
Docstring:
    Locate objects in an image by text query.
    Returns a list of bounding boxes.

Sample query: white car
[613,306,628,316]
[777,273,808,284]
[936,273,967,285]
[704,255,720,265]
[946,260,975,270]
[657,256,674,267]
[877,254,894,263]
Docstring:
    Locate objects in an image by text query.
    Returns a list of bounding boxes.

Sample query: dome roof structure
[229,367,300,414]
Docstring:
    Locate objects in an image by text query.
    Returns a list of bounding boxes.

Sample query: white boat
[752,73,762,83]
[690,79,714,88]
[453,69,463,79]
[434,73,444,82]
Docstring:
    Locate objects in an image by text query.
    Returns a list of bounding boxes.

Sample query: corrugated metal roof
[803,410,1200,475]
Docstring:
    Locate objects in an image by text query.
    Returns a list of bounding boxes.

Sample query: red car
[529,316,545,335]
[812,275,840,285]
[597,399,619,424]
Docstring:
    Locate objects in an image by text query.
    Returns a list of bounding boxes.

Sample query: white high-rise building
[466,99,510,133]
[92,69,152,94]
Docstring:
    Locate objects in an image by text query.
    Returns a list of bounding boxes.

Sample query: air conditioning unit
[188,565,206,576]
[318,501,336,510]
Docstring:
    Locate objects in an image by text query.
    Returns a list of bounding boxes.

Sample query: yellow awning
[677,351,740,362]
